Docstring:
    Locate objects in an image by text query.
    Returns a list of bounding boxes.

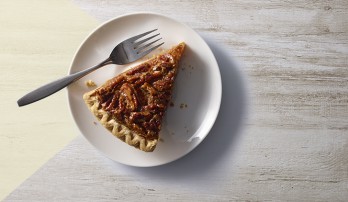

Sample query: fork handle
[17,58,112,107]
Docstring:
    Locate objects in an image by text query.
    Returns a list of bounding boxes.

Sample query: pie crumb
[180,103,188,109]
[85,80,96,87]
[170,101,175,107]
[93,121,97,125]
[159,138,164,142]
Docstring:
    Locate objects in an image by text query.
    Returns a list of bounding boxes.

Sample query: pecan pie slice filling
[83,42,185,152]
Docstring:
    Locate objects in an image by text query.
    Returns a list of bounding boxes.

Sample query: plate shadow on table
[113,37,248,185]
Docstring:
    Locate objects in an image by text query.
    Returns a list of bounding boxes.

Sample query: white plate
[67,12,221,167]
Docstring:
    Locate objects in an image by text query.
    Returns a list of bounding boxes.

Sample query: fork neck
[74,57,113,79]
[100,57,113,66]
[88,57,113,71]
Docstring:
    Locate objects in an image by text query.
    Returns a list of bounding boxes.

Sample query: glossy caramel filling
[95,54,177,139]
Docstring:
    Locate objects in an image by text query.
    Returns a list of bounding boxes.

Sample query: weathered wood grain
[5,0,348,201]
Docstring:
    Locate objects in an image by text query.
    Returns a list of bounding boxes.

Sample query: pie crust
[83,42,185,152]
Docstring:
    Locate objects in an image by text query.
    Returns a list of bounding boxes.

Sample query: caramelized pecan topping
[95,54,177,139]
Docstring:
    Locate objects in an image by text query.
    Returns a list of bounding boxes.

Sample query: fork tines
[130,29,164,57]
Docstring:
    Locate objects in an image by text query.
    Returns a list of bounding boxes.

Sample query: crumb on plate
[85,80,96,87]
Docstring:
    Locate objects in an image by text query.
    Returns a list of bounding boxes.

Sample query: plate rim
[66,12,222,167]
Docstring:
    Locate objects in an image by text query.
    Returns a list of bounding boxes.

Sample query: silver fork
[17,29,164,107]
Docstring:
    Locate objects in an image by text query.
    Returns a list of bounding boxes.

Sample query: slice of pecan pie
[83,42,185,152]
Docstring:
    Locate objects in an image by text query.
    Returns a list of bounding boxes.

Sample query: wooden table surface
[3,0,348,201]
